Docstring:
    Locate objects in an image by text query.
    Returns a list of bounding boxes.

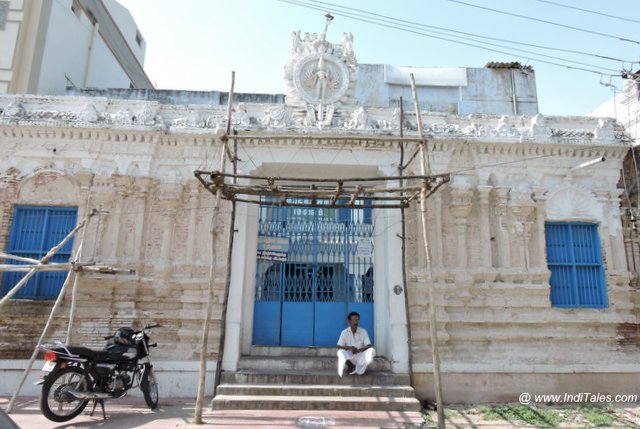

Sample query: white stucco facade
[0,28,637,403]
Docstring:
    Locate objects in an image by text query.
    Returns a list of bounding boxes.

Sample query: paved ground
[0,397,425,429]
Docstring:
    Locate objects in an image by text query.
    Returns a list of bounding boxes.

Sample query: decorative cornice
[0,95,633,148]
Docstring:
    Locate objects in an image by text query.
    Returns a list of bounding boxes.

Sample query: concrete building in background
[0,0,152,95]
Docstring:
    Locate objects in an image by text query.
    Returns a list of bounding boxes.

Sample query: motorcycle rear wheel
[40,366,90,422]
[140,366,158,409]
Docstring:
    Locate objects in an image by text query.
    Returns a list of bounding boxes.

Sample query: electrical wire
[301,0,633,64]
[280,0,619,77]
[533,0,640,25]
[446,0,640,45]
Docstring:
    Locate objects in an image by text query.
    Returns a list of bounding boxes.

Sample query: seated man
[337,311,375,377]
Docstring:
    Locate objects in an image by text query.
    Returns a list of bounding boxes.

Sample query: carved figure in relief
[313,56,329,101]
[233,102,251,126]
[290,30,301,54]
[303,104,316,127]
[342,32,353,55]
[345,106,368,129]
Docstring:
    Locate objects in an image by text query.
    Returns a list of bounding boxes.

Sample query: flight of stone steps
[212,347,421,412]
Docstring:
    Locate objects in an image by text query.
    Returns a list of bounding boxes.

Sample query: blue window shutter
[1,206,78,300]
[545,222,607,308]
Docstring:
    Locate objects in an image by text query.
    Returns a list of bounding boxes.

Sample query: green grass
[478,404,564,428]
[576,405,617,427]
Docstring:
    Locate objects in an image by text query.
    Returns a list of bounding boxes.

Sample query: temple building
[0,23,637,409]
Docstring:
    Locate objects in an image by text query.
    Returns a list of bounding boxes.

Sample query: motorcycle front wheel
[140,366,158,409]
[40,366,90,422]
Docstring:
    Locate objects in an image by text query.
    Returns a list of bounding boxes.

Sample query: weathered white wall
[0,94,636,402]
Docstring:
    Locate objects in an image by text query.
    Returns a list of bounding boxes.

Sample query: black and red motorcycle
[37,324,160,422]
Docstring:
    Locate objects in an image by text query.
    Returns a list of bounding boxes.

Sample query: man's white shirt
[337,327,371,349]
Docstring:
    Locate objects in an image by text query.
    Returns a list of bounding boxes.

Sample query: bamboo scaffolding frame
[192,77,451,427]
[194,171,449,209]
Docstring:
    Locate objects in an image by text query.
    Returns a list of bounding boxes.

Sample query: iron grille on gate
[253,198,374,346]
[545,222,607,308]
[1,206,78,300]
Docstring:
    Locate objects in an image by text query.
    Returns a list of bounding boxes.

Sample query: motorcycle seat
[59,346,110,362]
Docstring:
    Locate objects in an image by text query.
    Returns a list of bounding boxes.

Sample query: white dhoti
[337,348,375,376]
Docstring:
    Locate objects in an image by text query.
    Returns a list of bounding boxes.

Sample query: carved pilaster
[532,187,548,270]
[186,184,201,270]
[450,188,473,268]
[156,183,183,280]
[509,190,535,270]
[477,185,493,268]
[594,189,616,271]
[492,187,511,268]
[432,192,444,267]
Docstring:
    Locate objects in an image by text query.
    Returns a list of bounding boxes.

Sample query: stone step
[249,346,337,357]
[216,383,416,398]
[238,355,391,372]
[220,370,410,386]
[211,394,421,412]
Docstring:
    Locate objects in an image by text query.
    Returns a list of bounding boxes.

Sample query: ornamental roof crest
[284,15,358,109]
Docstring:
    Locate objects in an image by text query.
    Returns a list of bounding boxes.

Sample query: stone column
[432,193,444,268]
[449,188,474,269]
[532,187,548,270]
[185,185,200,272]
[608,190,629,272]
[156,183,182,281]
[90,185,116,262]
[477,185,493,268]
[132,178,152,266]
[594,189,624,272]
[509,191,535,270]
[492,187,511,268]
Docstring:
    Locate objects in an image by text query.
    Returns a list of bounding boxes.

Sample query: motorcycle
[36,324,160,422]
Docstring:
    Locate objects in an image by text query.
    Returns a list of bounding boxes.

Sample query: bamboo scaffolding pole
[66,197,95,344]
[0,253,40,264]
[193,71,234,425]
[5,212,92,414]
[213,135,238,398]
[0,262,133,273]
[410,73,445,429]
[0,218,87,310]
[0,264,73,272]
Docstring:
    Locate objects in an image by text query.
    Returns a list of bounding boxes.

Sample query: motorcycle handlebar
[144,323,160,330]
[104,335,114,340]
[149,343,158,348]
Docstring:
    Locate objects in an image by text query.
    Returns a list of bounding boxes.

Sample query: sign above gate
[257,236,289,261]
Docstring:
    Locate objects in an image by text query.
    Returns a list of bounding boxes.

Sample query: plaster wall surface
[0,93,635,401]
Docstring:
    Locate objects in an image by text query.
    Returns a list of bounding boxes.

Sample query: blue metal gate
[253,199,374,347]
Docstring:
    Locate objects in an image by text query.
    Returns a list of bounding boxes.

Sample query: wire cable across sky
[281,0,622,76]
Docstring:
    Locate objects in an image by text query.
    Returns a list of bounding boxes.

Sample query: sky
[116,0,640,117]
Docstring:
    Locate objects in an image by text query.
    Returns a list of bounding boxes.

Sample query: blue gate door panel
[253,302,281,346]
[314,302,347,346]
[281,302,314,346]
